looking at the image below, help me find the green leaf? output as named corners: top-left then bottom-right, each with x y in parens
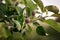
top-left (18, 0), bottom-right (25, 4)
top-left (45, 9), bottom-right (48, 15)
top-left (39, 18), bottom-right (45, 21)
top-left (24, 0), bottom-right (37, 10)
top-left (5, 0), bottom-right (13, 5)
top-left (12, 19), bottom-right (21, 31)
top-left (5, 28), bottom-right (11, 37)
top-left (0, 22), bottom-right (11, 38)
top-left (45, 19), bottom-right (60, 32)
top-left (26, 7), bottom-right (31, 16)
top-left (27, 25), bottom-right (32, 32)
top-left (36, 26), bottom-right (46, 36)
top-left (0, 0), bottom-right (2, 3)
top-left (45, 5), bottom-right (59, 14)
top-left (15, 6), bottom-right (24, 28)
top-left (52, 14), bottom-right (60, 17)
top-left (0, 3), bottom-right (7, 15)
top-left (5, 0), bottom-right (11, 5)
top-left (5, 0), bottom-right (15, 7)
top-left (24, 0), bottom-right (37, 16)
top-left (34, 0), bottom-right (44, 12)
top-left (33, 22), bottom-right (40, 26)
top-left (15, 6), bottom-right (24, 15)
top-left (17, 15), bottom-right (24, 27)
top-left (33, 22), bottom-right (46, 36)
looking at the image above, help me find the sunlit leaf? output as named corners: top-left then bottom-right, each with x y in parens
top-left (34, 0), bottom-right (44, 12)
top-left (45, 19), bottom-right (60, 32)
top-left (12, 19), bottom-right (21, 31)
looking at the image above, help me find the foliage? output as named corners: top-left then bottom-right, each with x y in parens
top-left (0, 0), bottom-right (60, 40)
top-left (44, 5), bottom-right (59, 14)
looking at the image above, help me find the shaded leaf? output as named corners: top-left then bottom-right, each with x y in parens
top-left (5, 0), bottom-right (11, 5)
top-left (33, 22), bottom-right (40, 26)
top-left (26, 7), bottom-right (31, 16)
top-left (15, 6), bottom-right (25, 30)
top-left (52, 14), bottom-right (60, 23)
top-left (5, 0), bottom-right (13, 5)
top-left (12, 27), bottom-right (18, 32)
top-left (27, 25), bottom-right (32, 32)
top-left (40, 18), bottom-right (45, 21)
top-left (5, 28), bottom-right (11, 37)
top-left (33, 22), bottom-right (46, 36)
top-left (56, 18), bottom-right (60, 23)
top-left (0, 3), bottom-right (7, 15)
top-left (15, 6), bottom-right (24, 27)
top-left (45, 5), bottom-right (59, 14)
top-left (18, 0), bottom-right (25, 4)
top-left (17, 15), bottom-right (24, 27)
top-left (0, 22), bottom-right (11, 38)
top-left (52, 14), bottom-right (60, 17)
top-left (36, 26), bottom-right (46, 36)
